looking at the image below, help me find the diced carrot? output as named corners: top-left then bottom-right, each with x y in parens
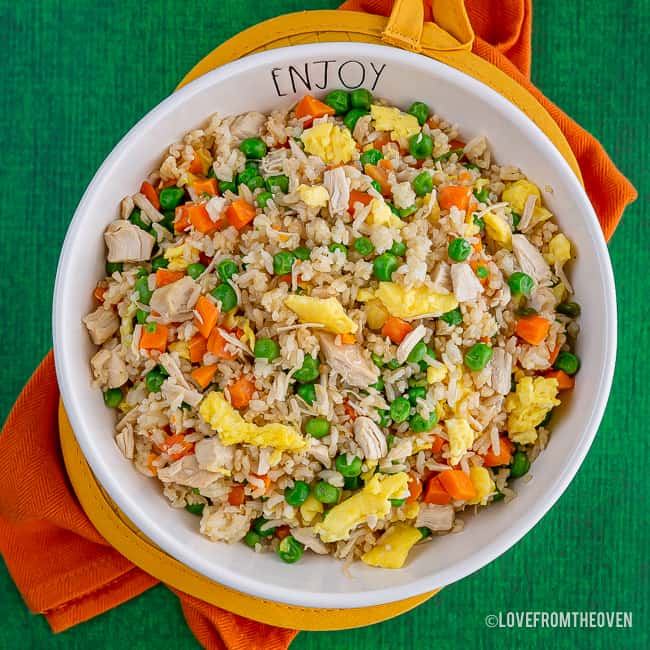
top-left (438, 469), bottom-right (477, 501)
top-left (343, 400), bottom-right (357, 420)
top-left (93, 286), bottom-right (106, 303)
top-left (188, 333), bottom-right (207, 364)
top-left (448, 138), bottom-right (466, 150)
top-left (381, 316), bottom-right (413, 344)
top-left (348, 189), bottom-right (373, 213)
top-left (159, 434), bottom-right (194, 461)
top-left (516, 315), bottom-right (551, 346)
top-left (378, 158), bottom-right (393, 171)
top-left (471, 239), bottom-right (483, 254)
top-left (191, 177), bottom-right (218, 197)
top-left (174, 205), bottom-right (191, 232)
top-left (422, 475), bottom-right (452, 505)
top-left (229, 376), bottom-right (256, 409)
top-left (372, 132), bottom-right (392, 148)
top-left (483, 436), bottom-right (514, 467)
top-left (426, 117), bottom-right (440, 129)
top-left (176, 203), bottom-right (219, 235)
top-left (147, 453), bottom-right (159, 476)
top-left (549, 344), bottom-right (561, 365)
top-left (277, 274), bottom-right (292, 285)
top-left (191, 364), bottom-right (218, 389)
top-left (189, 149), bottom-right (209, 175)
top-left (340, 333), bottom-right (356, 345)
top-left (431, 435), bottom-right (446, 455)
top-left (250, 473), bottom-right (272, 494)
top-left (228, 485), bottom-right (246, 506)
top-left (226, 199), bottom-right (256, 230)
top-left (194, 296), bottom-right (219, 339)
top-left (275, 525), bottom-right (291, 540)
top-left (438, 185), bottom-right (471, 212)
top-left (458, 170), bottom-right (472, 183)
top-left (470, 260), bottom-right (489, 286)
top-left (155, 268), bottom-right (185, 287)
top-left (206, 327), bottom-right (236, 360)
top-left (139, 323), bottom-right (169, 353)
top-left (295, 95), bottom-right (335, 121)
top-left (140, 180), bottom-right (160, 210)
top-left (405, 474), bottom-right (423, 504)
top-left (544, 369), bottom-right (575, 390)
top-left (364, 163), bottom-right (391, 196)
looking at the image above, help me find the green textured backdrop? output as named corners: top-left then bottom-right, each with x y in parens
top-left (1, 1), bottom-right (648, 648)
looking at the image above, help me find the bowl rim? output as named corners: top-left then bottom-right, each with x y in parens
top-left (53, 41), bottom-right (617, 609)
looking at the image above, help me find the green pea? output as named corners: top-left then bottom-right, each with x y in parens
top-left (217, 259), bottom-right (239, 282)
top-left (390, 498), bottom-right (406, 508)
top-left (377, 409), bottom-right (392, 427)
top-left (211, 283), bottom-right (238, 311)
top-left (370, 377), bottom-right (384, 392)
top-left (218, 180), bottom-right (237, 194)
top-left (387, 202), bottom-right (400, 216)
top-left (407, 101), bottom-right (429, 126)
top-left (136, 267), bottom-right (149, 279)
top-left (350, 88), bottom-right (373, 110)
top-left (386, 433), bottom-right (395, 448)
top-left (244, 530), bottom-right (261, 548)
top-left (296, 383), bottom-right (316, 405)
top-left (135, 276), bottom-right (152, 305)
top-left (159, 186), bottom-right (185, 210)
top-left (253, 338), bottom-right (280, 361)
top-left (511, 212), bottom-right (521, 230)
top-left (508, 271), bottom-right (534, 295)
top-left (373, 252), bottom-right (398, 281)
top-left (473, 187), bottom-right (490, 204)
top-left (539, 408), bottom-right (553, 428)
top-left (409, 410), bottom-right (438, 433)
top-left (464, 162), bottom-right (480, 170)
top-left (408, 133), bottom-right (433, 160)
top-left (152, 256), bottom-right (169, 271)
top-left (103, 388), bottom-right (122, 408)
top-left (273, 251), bottom-right (295, 275)
top-left (293, 355), bottom-right (320, 383)
top-left (371, 353), bottom-right (385, 368)
top-left (516, 306), bottom-right (538, 317)
top-left (180, 401), bottom-right (192, 411)
top-left (240, 137), bottom-right (267, 159)
top-left (406, 341), bottom-right (427, 365)
top-left (186, 263), bottom-right (205, 280)
top-left (412, 171), bottom-right (433, 196)
top-left (398, 205), bottom-right (417, 219)
top-left (305, 417), bottom-right (331, 439)
top-left (129, 209), bottom-right (149, 231)
top-left (509, 451), bottom-right (530, 478)
top-left (389, 240), bottom-right (407, 257)
top-left (435, 148), bottom-right (464, 162)
top-left (386, 359), bottom-right (401, 370)
top-left (290, 246), bottom-right (309, 261)
top-left (313, 481), bottom-right (341, 504)
top-left (145, 366), bottom-right (167, 393)
top-left (343, 108), bottom-right (369, 132)
top-left (554, 351), bottom-right (580, 375)
top-left (284, 481), bottom-right (311, 506)
top-left (418, 526), bottom-right (432, 539)
top-left (106, 261), bottom-right (123, 275)
top-left (160, 210), bottom-right (176, 232)
top-left (473, 215), bottom-right (485, 231)
top-left (407, 385), bottom-right (427, 405)
top-left (370, 179), bottom-right (382, 194)
top-left (440, 307), bottom-right (462, 326)
top-left (256, 191), bottom-right (273, 208)
top-left (328, 243), bottom-right (348, 256)
top-left (360, 148), bottom-right (383, 167)
top-left (390, 396), bottom-right (411, 423)
top-left (344, 475), bottom-right (361, 490)
top-left (448, 237), bottom-right (471, 262)
top-left (464, 343), bottom-right (494, 371)
top-left (492, 491), bottom-right (505, 502)
top-left (335, 454), bottom-right (362, 478)
top-left (252, 516), bottom-right (276, 537)
top-left (475, 265), bottom-right (489, 280)
top-left (136, 308), bottom-right (148, 324)
top-left (266, 174), bottom-right (290, 194)
top-left (185, 503), bottom-right (204, 516)
top-left (277, 536), bottom-right (304, 564)
top-left (353, 237), bottom-right (375, 256)
top-left (237, 166), bottom-right (264, 189)
top-left (324, 89), bottom-right (350, 115)
top-left (556, 302), bottom-right (581, 317)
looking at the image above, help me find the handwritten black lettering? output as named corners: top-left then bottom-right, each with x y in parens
top-left (288, 64), bottom-right (311, 93)
top-left (338, 60), bottom-right (366, 89)
top-left (313, 59), bottom-right (336, 90)
top-left (369, 62), bottom-right (387, 90)
top-left (271, 67), bottom-right (287, 97)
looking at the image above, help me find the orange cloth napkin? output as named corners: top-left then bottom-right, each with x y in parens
top-left (0, 2), bottom-right (637, 649)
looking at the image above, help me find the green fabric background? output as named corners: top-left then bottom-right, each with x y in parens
top-left (0, 0), bottom-right (648, 647)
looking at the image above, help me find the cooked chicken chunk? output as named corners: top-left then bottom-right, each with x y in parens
top-left (353, 416), bottom-right (388, 460)
top-left (83, 306), bottom-right (119, 345)
top-left (149, 276), bottom-right (201, 322)
top-left (323, 166), bottom-right (350, 217)
top-left (451, 262), bottom-right (484, 303)
top-left (291, 527), bottom-right (330, 554)
top-left (231, 111), bottom-right (266, 141)
top-left (396, 325), bottom-right (426, 364)
top-left (133, 191), bottom-right (164, 223)
top-left (157, 455), bottom-right (221, 489)
top-left (512, 234), bottom-right (552, 285)
top-left (490, 348), bottom-right (513, 395)
top-left (415, 504), bottom-right (455, 531)
top-left (104, 220), bottom-right (155, 263)
top-left (90, 347), bottom-right (127, 388)
top-left (430, 261), bottom-right (452, 294)
top-left (317, 332), bottom-right (379, 388)
top-left (195, 437), bottom-right (235, 473)
top-left (158, 352), bottom-right (203, 407)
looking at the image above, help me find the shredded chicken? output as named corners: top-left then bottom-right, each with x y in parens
top-left (517, 193), bottom-right (537, 232)
top-left (104, 220), bottom-right (155, 263)
top-left (90, 347), bottom-right (127, 388)
top-left (353, 416), bottom-right (388, 460)
top-left (291, 527), bottom-right (330, 554)
top-left (317, 333), bottom-right (379, 388)
top-left (120, 195), bottom-right (134, 220)
top-left (323, 167), bottom-right (350, 217)
top-left (158, 352), bottom-right (203, 407)
top-left (451, 262), bottom-right (484, 302)
top-left (512, 234), bottom-right (552, 285)
top-left (230, 111), bottom-right (266, 141)
top-left (133, 191), bottom-right (164, 223)
top-left (490, 348), bottom-right (513, 395)
top-left (83, 306), bottom-right (119, 345)
top-left (396, 325), bottom-right (427, 364)
top-left (157, 455), bottom-right (221, 489)
top-left (195, 437), bottom-right (235, 473)
top-left (415, 504), bottom-right (455, 531)
top-left (352, 114), bottom-right (372, 143)
top-left (149, 276), bottom-right (200, 322)
top-left (430, 261), bottom-right (452, 294)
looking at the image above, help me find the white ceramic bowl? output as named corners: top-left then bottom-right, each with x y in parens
top-left (53, 42), bottom-right (616, 609)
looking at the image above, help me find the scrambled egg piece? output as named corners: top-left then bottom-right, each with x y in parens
top-left (502, 179), bottom-right (541, 213)
top-left (365, 299), bottom-right (389, 330)
top-left (199, 391), bottom-right (306, 451)
top-left (483, 211), bottom-right (512, 250)
top-left (366, 198), bottom-right (405, 229)
top-left (169, 340), bottom-right (190, 361)
top-left (164, 243), bottom-right (199, 271)
top-left (468, 467), bottom-right (495, 505)
top-left (551, 281), bottom-right (567, 303)
top-left (300, 494), bottom-right (324, 524)
top-left (314, 472), bottom-right (409, 542)
top-left (361, 523), bottom-right (422, 569)
top-left (297, 184), bottom-right (330, 208)
top-left (427, 364), bottom-right (448, 384)
top-left (403, 501), bottom-right (420, 519)
top-left (546, 233), bottom-right (572, 265)
top-left (356, 288), bottom-right (375, 302)
top-left (446, 417), bottom-right (475, 465)
top-left (301, 122), bottom-right (356, 164)
top-left (375, 282), bottom-right (459, 319)
top-left (119, 302), bottom-right (138, 342)
top-left (370, 105), bottom-right (420, 142)
top-left (505, 376), bottom-right (560, 444)
top-left (285, 294), bottom-right (357, 334)
top-left (464, 222), bottom-right (481, 238)
top-left (361, 459), bottom-right (378, 483)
